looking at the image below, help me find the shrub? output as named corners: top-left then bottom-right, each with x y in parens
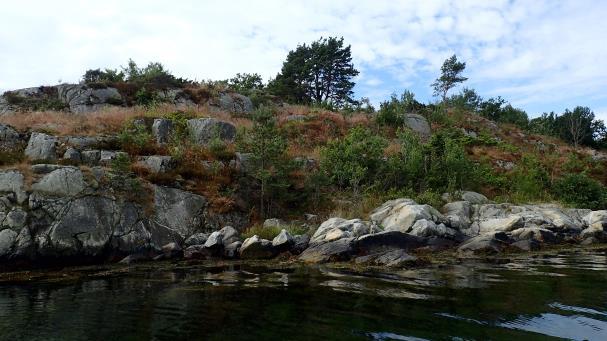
top-left (375, 90), bottom-right (425, 127)
top-left (509, 155), bottom-right (550, 200)
top-left (320, 126), bottom-right (387, 190)
top-left (118, 120), bottom-right (154, 154)
top-left (552, 173), bottom-right (607, 209)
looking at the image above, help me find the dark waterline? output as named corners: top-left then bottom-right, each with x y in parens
top-left (1, 250), bottom-right (607, 340)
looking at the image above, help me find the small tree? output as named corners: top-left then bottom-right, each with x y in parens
top-left (432, 54), bottom-right (468, 103)
top-left (228, 73), bottom-right (265, 95)
top-left (237, 107), bottom-right (290, 217)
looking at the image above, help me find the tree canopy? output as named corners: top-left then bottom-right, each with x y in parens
top-left (432, 54), bottom-right (468, 102)
top-left (269, 37), bottom-right (359, 107)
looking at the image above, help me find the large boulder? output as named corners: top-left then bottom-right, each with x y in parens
top-left (184, 232), bottom-right (209, 247)
top-left (152, 186), bottom-right (207, 239)
top-left (0, 229), bottom-right (18, 258)
top-left (25, 132), bottom-right (57, 161)
top-left (135, 155), bottom-right (175, 173)
top-left (0, 170), bottom-right (27, 204)
top-left (478, 215), bottom-right (524, 234)
top-left (298, 237), bottom-right (356, 263)
top-left (152, 119), bottom-right (174, 144)
top-left (0, 124), bottom-right (21, 150)
top-left (217, 93), bottom-right (254, 114)
top-left (42, 196), bottom-right (118, 256)
top-left (442, 201), bottom-right (472, 230)
top-left (187, 118), bottom-right (236, 145)
top-left (31, 167), bottom-right (85, 197)
top-left (239, 235), bottom-right (274, 259)
top-left (272, 229), bottom-right (294, 251)
top-left (356, 231), bottom-right (426, 254)
top-left (370, 199), bottom-right (446, 232)
top-left (311, 218), bottom-right (375, 244)
top-left (442, 191), bottom-right (490, 204)
top-left (408, 219), bottom-right (461, 240)
top-left (404, 114), bottom-right (431, 139)
top-left (56, 84), bottom-right (122, 113)
top-left (457, 232), bottom-right (511, 254)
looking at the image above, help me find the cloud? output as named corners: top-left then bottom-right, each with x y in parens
top-left (0, 0), bottom-right (605, 117)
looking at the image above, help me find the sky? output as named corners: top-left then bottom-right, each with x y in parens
top-left (1, 0), bottom-right (606, 119)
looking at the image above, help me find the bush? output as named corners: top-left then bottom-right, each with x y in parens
top-left (552, 173), bottom-right (607, 209)
top-left (376, 90), bottom-right (425, 127)
top-left (320, 127), bottom-right (387, 190)
top-left (509, 155), bottom-right (550, 201)
top-left (118, 120), bottom-right (154, 154)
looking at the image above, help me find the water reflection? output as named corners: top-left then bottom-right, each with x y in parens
top-left (0, 249), bottom-right (606, 340)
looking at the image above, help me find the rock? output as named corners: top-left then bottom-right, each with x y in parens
top-left (31, 167), bottom-right (85, 197)
top-left (479, 215), bottom-right (523, 234)
top-left (404, 114), bottom-right (431, 139)
top-left (217, 93), bottom-right (253, 114)
top-left (184, 232), bottom-right (209, 247)
top-left (119, 253), bottom-right (151, 264)
top-left (240, 235), bottom-right (274, 259)
top-left (291, 234), bottom-right (310, 255)
top-left (0, 124), bottom-right (21, 149)
top-left (510, 239), bottom-right (541, 251)
top-left (99, 150), bottom-right (128, 166)
top-left (30, 164), bottom-right (64, 174)
top-left (442, 201), bottom-right (472, 230)
top-left (298, 237), bottom-right (356, 263)
top-left (136, 155), bottom-right (175, 173)
top-left (25, 132), bottom-right (57, 161)
top-left (538, 207), bottom-right (583, 232)
top-left (183, 245), bottom-right (212, 259)
top-left (65, 136), bottom-right (118, 150)
top-left (0, 170), bottom-right (27, 204)
top-left (152, 119), bottom-right (174, 144)
top-left (408, 219), bottom-right (461, 240)
top-left (204, 231), bottom-right (223, 249)
top-left (234, 152), bottom-right (253, 173)
top-left (369, 198), bottom-right (446, 232)
top-left (4, 208), bottom-right (27, 229)
top-left (81, 150), bottom-right (101, 165)
top-left (223, 241), bottom-right (242, 258)
top-left (442, 191), bottom-right (490, 204)
top-left (285, 114), bottom-right (306, 122)
top-left (0, 229), bottom-right (17, 257)
top-left (43, 196), bottom-right (117, 256)
top-left (354, 249), bottom-right (418, 267)
top-left (187, 118), bottom-right (236, 145)
top-left (160, 242), bottom-right (183, 259)
top-left (272, 229), bottom-right (294, 250)
top-left (580, 225), bottom-right (607, 241)
top-left (457, 232), bottom-right (511, 254)
top-left (356, 231), bottom-right (426, 254)
top-left (510, 227), bottom-right (559, 244)
top-left (583, 211), bottom-right (607, 230)
top-left (152, 186), bottom-right (206, 239)
top-left (219, 226), bottom-right (240, 245)
top-left (304, 214), bottom-right (319, 223)
top-left (263, 218), bottom-right (288, 229)
top-left (63, 147), bottom-right (81, 163)
top-left (311, 218), bottom-right (373, 244)
top-left (56, 84), bottom-right (122, 113)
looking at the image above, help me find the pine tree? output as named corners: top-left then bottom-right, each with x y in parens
top-left (432, 55), bottom-right (468, 102)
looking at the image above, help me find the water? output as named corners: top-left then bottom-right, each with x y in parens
top-left (1, 250), bottom-right (606, 340)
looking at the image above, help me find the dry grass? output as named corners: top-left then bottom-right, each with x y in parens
top-left (0, 104), bottom-right (253, 136)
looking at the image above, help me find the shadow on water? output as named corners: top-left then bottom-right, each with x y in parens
top-left (0, 249), bottom-right (606, 340)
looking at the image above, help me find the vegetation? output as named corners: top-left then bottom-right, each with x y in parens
top-left (432, 54), bottom-right (468, 102)
top-left (269, 36), bottom-right (359, 107)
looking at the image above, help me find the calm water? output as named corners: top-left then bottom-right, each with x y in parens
top-left (1, 250), bottom-right (607, 340)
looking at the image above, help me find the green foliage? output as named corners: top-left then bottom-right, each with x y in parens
top-left (118, 120), bottom-right (153, 154)
top-left (0, 149), bottom-right (24, 166)
top-left (208, 131), bottom-right (233, 161)
top-left (432, 54), bottom-right (468, 102)
top-left (376, 90), bottom-right (425, 127)
top-left (415, 190), bottom-right (443, 208)
top-left (109, 153), bottom-right (142, 194)
top-left (237, 107), bottom-right (294, 217)
top-left (509, 155), bottom-right (550, 200)
top-left (552, 173), bottom-right (607, 209)
top-left (163, 111), bottom-right (192, 142)
top-left (82, 68), bottom-right (125, 84)
top-left (269, 36), bottom-right (359, 107)
top-left (425, 131), bottom-right (475, 193)
top-left (3, 89), bottom-right (67, 112)
top-left (227, 73), bottom-right (265, 95)
top-left (320, 127), bottom-right (387, 190)
top-left (528, 107), bottom-right (606, 148)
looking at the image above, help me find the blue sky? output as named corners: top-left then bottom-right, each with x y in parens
top-left (1, 0), bottom-right (606, 119)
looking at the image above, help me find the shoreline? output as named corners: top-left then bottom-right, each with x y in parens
top-left (2, 243), bottom-right (605, 285)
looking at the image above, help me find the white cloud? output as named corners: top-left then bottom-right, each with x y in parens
top-left (0, 0), bottom-right (606, 116)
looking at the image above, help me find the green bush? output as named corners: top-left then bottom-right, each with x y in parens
top-left (552, 173), bottom-right (607, 209)
top-left (376, 90), bottom-right (425, 127)
top-left (320, 127), bottom-right (387, 190)
top-left (118, 120), bottom-right (153, 154)
top-left (509, 155), bottom-right (550, 200)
